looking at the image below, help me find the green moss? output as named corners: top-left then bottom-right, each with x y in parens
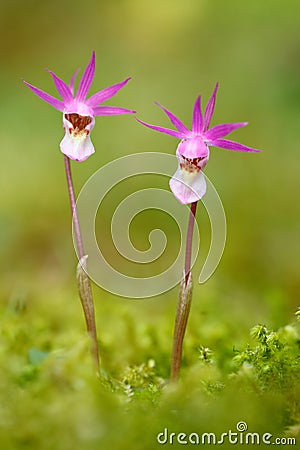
top-left (1, 295), bottom-right (299, 449)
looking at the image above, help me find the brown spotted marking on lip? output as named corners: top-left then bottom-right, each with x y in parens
top-left (180, 156), bottom-right (205, 173)
top-left (65, 113), bottom-right (92, 137)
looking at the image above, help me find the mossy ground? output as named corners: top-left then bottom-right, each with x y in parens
top-left (1, 281), bottom-right (299, 449)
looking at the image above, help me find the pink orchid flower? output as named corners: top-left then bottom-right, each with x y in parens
top-left (24, 52), bottom-right (135, 162)
top-left (137, 83), bottom-right (260, 204)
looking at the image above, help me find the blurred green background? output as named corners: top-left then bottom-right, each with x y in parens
top-left (0, 0), bottom-right (300, 449)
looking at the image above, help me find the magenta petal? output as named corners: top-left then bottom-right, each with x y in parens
top-left (136, 118), bottom-right (188, 139)
top-left (209, 138), bottom-right (261, 153)
top-left (177, 137), bottom-right (209, 159)
top-left (87, 78), bottom-right (132, 107)
top-left (46, 69), bottom-right (73, 103)
top-left (203, 83), bottom-right (218, 132)
top-left (76, 51), bottom-right (96, 102)
top-left (155, 102), bottom-right (191, 135)
top-left (93, 106), bottom-right (135, 116)
top-left (23, 80), bottom-right (65, 111)
top-left (69, 68), bottom-right (80, 95)
top-left (192, 96), bottom-right (203, 134)
top-left (204, 122), bottom-right (248, 140)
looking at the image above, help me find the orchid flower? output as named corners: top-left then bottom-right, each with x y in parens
top-left (137, 84), bottom-right (261, 381)
top-left (24, 52), bottom-right (135, 162)
top-left (137, 83), bottom-right (260, 204)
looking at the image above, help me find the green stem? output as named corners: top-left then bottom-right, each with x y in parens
top-left (64, 155), bottom-right (100, 371)
top-left (184, 201), bottom-right (198, 284)
top-left (171, 201), bottom-right (197, 381)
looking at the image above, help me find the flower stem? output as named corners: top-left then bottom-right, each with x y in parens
top-left (184, 201), bottom-right (198, 285)
top-left (171, 201), bottom-right (198, 381)
top-left (64, 155), bottom-right (100, 371)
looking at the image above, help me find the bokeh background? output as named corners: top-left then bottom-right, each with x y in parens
top-left (0, 0), bottom-right (299, 449)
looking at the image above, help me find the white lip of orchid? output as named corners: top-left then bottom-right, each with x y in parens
top-left (169, 152), bottom-right (209, 204)
top-left (169, 164), bottom-right (207, 204)
top-left (61, 113), bottom-right (95, 162)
